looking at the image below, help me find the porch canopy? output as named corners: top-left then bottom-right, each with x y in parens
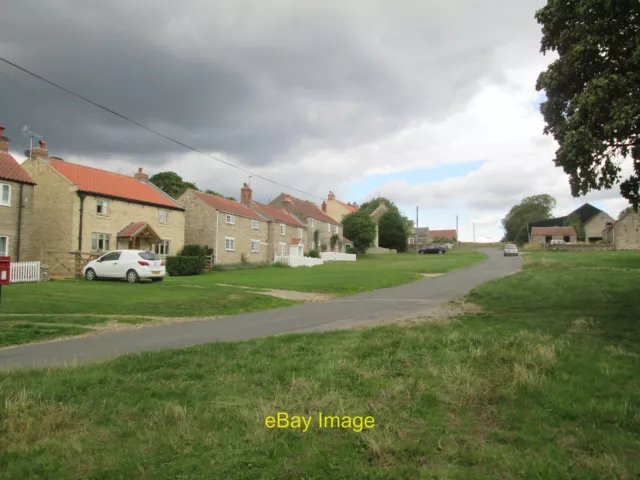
top-left (117, 222), bottom-right (162, 250)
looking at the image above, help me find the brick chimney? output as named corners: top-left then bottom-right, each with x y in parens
top-left (30, 140), bottom-right (49, 160)
top-left (322, 201), bottom-right (327, 213)
top-left (282, 195), bottom-right (293, 213)
top-left (328, 191), bottom-right (335, 201)
top-left (0, 126), bottom-right (8, 152)
top-left (241, 183), bottom-right (252, 205)
top-left (134, 167), bottom-right (149, 181)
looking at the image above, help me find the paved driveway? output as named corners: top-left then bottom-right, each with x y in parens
top-left (0, 248), bottom-right (522, 369)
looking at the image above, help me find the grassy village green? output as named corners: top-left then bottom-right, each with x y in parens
top-left (0, 250), bottom-right (638, 478)
top-left (0, 250), bottom-right (483, 347)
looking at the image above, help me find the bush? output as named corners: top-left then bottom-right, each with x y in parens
top-left (307, 249), bottom-right (320, 258)
top-left (166, 256), bottom-right (203, 276)
top-left (178, 244), bottom-right (210, 257)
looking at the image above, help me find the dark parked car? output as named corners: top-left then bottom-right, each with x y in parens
top-left (419, 244), bottom-right (447, 254)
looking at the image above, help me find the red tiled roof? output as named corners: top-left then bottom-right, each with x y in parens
top-left (118, 222), bottom-right (162, 238)
top-left (290, 238), bottom-right (303, 245)
top-left (343, 236), bottom-right (353, 244)
top-left (282, 194), bottom-right (340, 225)
top-left (429, 229), bottom-right (457, 239)
top-left (336, 200), bottom-right (357, 213)
top-left (192, 190), bottom-right (263, 220)
top-left (250, 201), bottom-right (305, 227)
top-left (48, 159), bottom-right (182, 209)
top-left (531, 226), bottom-right (576, 236)
top-left (0, 152), bottom-right (36, 185)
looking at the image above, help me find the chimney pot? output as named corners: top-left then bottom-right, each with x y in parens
top-left (240, 182), bottom-right (253, 205)
top-left (322, 201), bottom-right (327, 213)
top-left (282, 195), bottom-right (292, 213)
top-left (134, 167), bottom-right (149, 182)
top-left (328, 191), bottom-right (336, 201)
top-left (29, 138), bottom-right (49, 159)
top-left (0, 126), bottom-right (8, 152)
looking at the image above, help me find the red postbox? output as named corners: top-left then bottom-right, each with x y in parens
top-left (0, 256), bottom-right (10, 285)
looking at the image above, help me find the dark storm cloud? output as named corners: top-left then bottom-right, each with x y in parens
top-left (0, 0), bottom-right (545, 166)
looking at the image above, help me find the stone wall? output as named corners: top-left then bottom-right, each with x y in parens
top-left (542, 243), bottom-right (616, 251)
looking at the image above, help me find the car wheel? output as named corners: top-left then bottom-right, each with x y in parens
top-left (151, 278), bottom-right (164, 283)
top-left (85, 268), bottom-right (97, 281)
top-left (126, 269), bottom-right (140, 284)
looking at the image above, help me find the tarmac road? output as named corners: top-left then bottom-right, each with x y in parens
top-left (0, 248), bottom-right (522, 370)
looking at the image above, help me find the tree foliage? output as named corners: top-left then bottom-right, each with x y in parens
top-left (378, 211), bottom-right (408, 252)
top-left (565, 213), bottom-right (586, 242)
top-left (501, 194), bottom-right (557, 244)
top-left (149, 171), bottom-right (235, 200)
top-left (342, 211), bottom-right (377, 254)
top-left (535, 0), bottom-right (640, 208)
top-left (359, 196), bottom-right (413, 247)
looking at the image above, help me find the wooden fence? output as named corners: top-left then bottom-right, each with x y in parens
top-left (10, 261), bottom-right (41, 284)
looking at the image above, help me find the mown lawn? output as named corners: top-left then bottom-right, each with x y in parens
top-left (0, 250), bottom-right (638, 478)
top-left (192, 249), bottom-right (485, 294)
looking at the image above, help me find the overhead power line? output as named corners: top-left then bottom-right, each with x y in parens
top-left (0, 56), bottom-right (324, 200)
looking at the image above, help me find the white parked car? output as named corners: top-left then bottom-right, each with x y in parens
top-left (83, 250), bottom-right (166, 283)
top-left (504, 243), bottom-right (519, 256)
top-left (550, 239), bottom-right (567, 245)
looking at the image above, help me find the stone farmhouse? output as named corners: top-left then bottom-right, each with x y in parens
top-left (0, 126), bottom-right (37, 261)
top-left (22, 141), bottom-right (185, 277)
top-left (603, 211), bottom-right (640, 250)
top-left (528, 203), bottom-right (614, 244)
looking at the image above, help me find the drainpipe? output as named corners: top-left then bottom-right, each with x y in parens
top-left (215, 210), bottom-right (219, 264)
top-left (78, 194), bottom-right (86, 251)
top-left (16, 184), bottom-right (24, 261)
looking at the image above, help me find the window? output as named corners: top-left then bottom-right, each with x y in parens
top-left (225, 237), bottom-right (235, 251)
top-left (225, 214), bottom-right (235, 225)
top-left (139, 251), bottom-right (160, 260)
top-left (0, 236), bottom-right (8, 256)
top-left (280, 224), bottom-right (286, 235)
top-left (100, 252), bottom-right (121, 262)
top-left (96, 199), bottom-right (109, 215)
top-left (332, 225), bottom-right (339, 234)
top-left (408, 237), bottom-right (415, 245)
top-left (0, 184), bottom-right (11, 206)
top-left (158, 209), bottom-right (169, 225)
top-left (327, 223), bottom-right (331, 232)
top-left (251, 239), bottom-right (260, 253)
top-left (309, 218), bottom-right (314, 228)
top-left (251, 220), bottom-right (260, 230)
top-left (279, 242), bottom-right (287, 256)
top-left (563, 236), bottom-right (570, 242)
top-left (297, 228), bottom-right (303, 238)
top-left (155, 240), bottom-right (170, 255)
top-left (91, 233), bottom-right (111, 252)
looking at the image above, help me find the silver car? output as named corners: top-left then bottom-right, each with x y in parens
top-left (504, 244), bottom-right (519, 256)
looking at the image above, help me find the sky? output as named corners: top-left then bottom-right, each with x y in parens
top-left (0, 0), bottom-right (633, 241)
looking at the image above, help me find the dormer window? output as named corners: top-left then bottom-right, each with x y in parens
top-left (96, 199), bottom-right (109, 216)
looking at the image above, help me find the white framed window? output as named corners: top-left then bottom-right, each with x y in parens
top-left (158, 209), bottom-right (169, 225)
top-left (226, 214), bottom-right (235, 225)
top-left (250, 239), bottom-right (260, 253)
top-left (91, 232), bottom-right (111, 252)
top-left (327, 223), bottom-right (331, 232)
top-left (297, 228), bottom-right (303, 238)
top-left (251, 220), bottom-right (260, 230)
top-left (280, 224), bottom-right (286, 235)
top-left (0, 184), bottom-right (11, 206)
top-left (0, 235), bottom-right (8, 256)
top-left (155, 239), bottom-right (170, 255)
top-left (279, 242), bottom-right (287, 256)
top-left (96, 198), bottom-right (109, 216)
top-left (309, 218), bottom-right (314, 227)
top-left (225, 237), bottom-right (235, 251)
top-left (332, 225), bottom-right (339, 234)
top-left (408, 237), bottom-right (416, 245)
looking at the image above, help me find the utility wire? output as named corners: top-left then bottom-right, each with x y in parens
top-left (0, 55), bottom-right (324, 200)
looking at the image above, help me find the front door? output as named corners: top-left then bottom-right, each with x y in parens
top-left (345, 244), bottom-right (351, 253)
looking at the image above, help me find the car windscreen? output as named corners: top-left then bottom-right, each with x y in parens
top-left (138, 251), bottom-right (159, 260)
top-left (505, 244), bottom-right (517, 248)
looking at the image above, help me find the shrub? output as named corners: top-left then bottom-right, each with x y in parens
top-left (307, 249), bottom-right (320, 258)
top-left (178, 244), bottom-right (209, 257)
top-left (320, 243), bottom-right (328, 252)
top-left (166, 256), bottom-right (202, 276)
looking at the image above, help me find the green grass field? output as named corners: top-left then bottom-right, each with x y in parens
top-left (0, 250), bottom-right (482, 347)
top-left (190, 249), bottom-right (485, 294)
top-left (0, 250), bottom-right (638, 478)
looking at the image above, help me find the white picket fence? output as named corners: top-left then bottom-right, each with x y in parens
top-left (274, 255), bottom-right (324, 267)
top-left (10, 261), bottom-right (41, 284)
top-left (320, 252), bottom-right (357, 262)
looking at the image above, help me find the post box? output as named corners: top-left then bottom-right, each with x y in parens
top-left (0, 256), bottom-right (11, 285)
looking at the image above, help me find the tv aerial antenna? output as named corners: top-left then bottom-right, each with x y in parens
top-left (22, 126), bottom-right (42, 158)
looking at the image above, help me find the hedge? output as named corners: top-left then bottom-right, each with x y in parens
top-left (166, 256), bottom-right (203, 276)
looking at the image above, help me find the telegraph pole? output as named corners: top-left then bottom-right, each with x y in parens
top-left (456, 215), bottom-right (459, 242)
top-left (416, 206), bottom-right (419, 253)
top-left (473, 222), bottom-right (476, 243)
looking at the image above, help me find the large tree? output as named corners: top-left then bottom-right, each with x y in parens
top-left (149, 171), bottom-right (198, 199)
top-left (535, 0), bottom-right (640, 208)
top-left (501, 194), bottom-right (557, 244)
top-left (342, 211), bottom-right (377, 254)
top-left (359, 196), bottom-right (413, 246)
top-left (378, 211), bottom-right (409, 252)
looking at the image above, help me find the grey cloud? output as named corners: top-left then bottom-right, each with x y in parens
top-left (1, 0), bottom-right (546, 169)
